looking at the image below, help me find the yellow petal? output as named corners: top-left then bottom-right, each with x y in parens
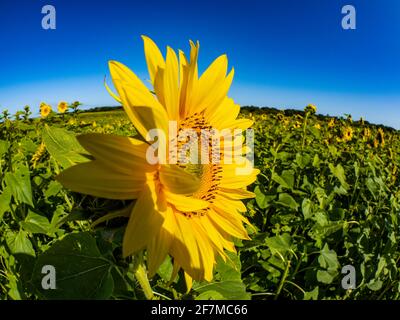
top-left (147, 206), bottom-right (175, 277)
top-left (142, 35), bottom-right (165, 84)
top-left (77, 134), bottom-right (154, 175)
top-left (170, 213), bottom-right (202, 280)
top-left (181, 40), bottom-right (199, 118)
top-left (163, 47), bottom-right (179, 121)
top-left (218, 187), bottom-right (255, 200)
top-left (123, 178), bottom-right (166, 257)
top-left (190, 221), bottom-right (215, 281)
top-left (223, 118), bottom-right (254, 130)
top-left (191, 67), bottom-right (234, 117)
top-left (184, 272), bottom-right (193, 293)
top-left (56, 161), bottom-right (144, 199)
top-left (178, 49), bottom-right (189, 117)
top-left (208, 207), bottom-right (249, 240)
top-left (190, 55), bottom-right (229, 115)
top-left (205, 97), bottom-right (240, 130)
top-left (219, 162), bottom-right (259, 189)
top-left (108, 60), bottom-right (169, 139)
top-left (212, 195), bottom-right (247, 213)
top-left (164, 191), bottom-right (208, 212)
top-left (159, 164), bottom-right (201, 195)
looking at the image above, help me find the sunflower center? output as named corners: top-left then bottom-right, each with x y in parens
top-left (176, 113), bottom-right (223, 217)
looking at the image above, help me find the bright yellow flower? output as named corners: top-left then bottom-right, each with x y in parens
top-left (377, 128), bottom-right (385, 147)
top-left (57, 101), bottom-right (69, 113)
top-left (40, 103), bottom-right (52, 118)
top-left (293, 121), bottom-right (301, 129)
top-left (363, 127), bottom-right (371, 140)
top-left (342, 126), bottom-right (353, 141)
top-left (283, 118), bottom-right (290, 127)
top-left (314, 123), bottom-right (321, 130)
top-left (68, 118), bottom-right (77, 125)
top-left (328, 118), bottom-right (335, 128)
top-left (57, 36), bottom-right (259, 288)
top-left (305, 104), bottom-right (317, 114)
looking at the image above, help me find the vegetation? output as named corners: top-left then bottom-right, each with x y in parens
top-left (0, 103), bottom-right (399, 300)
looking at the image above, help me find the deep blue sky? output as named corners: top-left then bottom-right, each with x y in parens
top-left (0, 0), bottom-right (399, 127)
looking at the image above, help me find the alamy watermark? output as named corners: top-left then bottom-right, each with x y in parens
top-left (41, 5), bottom-right (56, 30)
top-left (144, 121), bottom-right (255, 175)
top-left (341, 5), bottom-right (356, 30)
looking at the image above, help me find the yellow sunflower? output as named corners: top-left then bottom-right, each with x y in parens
top-left (327, 118), bottom-right (335, 128)
top-left (377, 128), bottom-right (385, 147)
top-left (57, 36), bottom-right (259, 289)
top-left (314, 123), bottom-right (321, 130)
top-left (40, 102), bottom-right (52, 118)
top-left (363, 127), bottom-right (371, 140)
top-left (342, 126), bottom-right (353, 142)
top-left (293, 120), bottom-right (301, 129)
top-left (305, 104), bottom-right (317, 114)
top-left (58, 101), bottom-right (69, 113)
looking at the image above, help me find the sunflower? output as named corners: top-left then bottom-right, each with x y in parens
top-left (377, 128), bottom-right (385, 147)
top-left (40, 102), bottom-right (52, 118)
top-left (327, 118), bottom-right (335, 128)
top-left (305, 104), bottom-right (317, 114)
top-left (363, 127), bottom-right (371, 140)
top-left (58, 101), bottom-right (69, 113)
top-left (57, 36), bottom-right (259, 289)
top-left (293, 120), bottom-right (301, 129)
top-left (314, 123), bottom-right (321, 130)
top-left (342, 126), bottom-right (353, 142)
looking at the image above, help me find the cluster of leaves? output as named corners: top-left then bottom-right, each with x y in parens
top-left (243, 109), bottom-right (400, 299)
top-left (1, 106), bottom-right (399, 300)
top-left (0, 109), bottom-right (248, 300)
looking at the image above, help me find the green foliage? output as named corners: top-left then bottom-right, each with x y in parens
top-left (1, 107), bottom-right (400, 300)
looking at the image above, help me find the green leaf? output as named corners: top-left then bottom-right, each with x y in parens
top-left (265, 233), bottom-right (293, 256)
top-left (276, 193), bottom-right (299, 211)
top-left (20, 211), bottom-right (51, 235)
top-left (296, 153), bottom-right (311, 169)
top-left (316, 269), bottom-right (337, 284)
top-left (367, 279), bottom-right (383, 291)
top-left (195, 290), bottom-right (225, 300)
top-left (0, 186), bottom-right (12, 220)
top-left (0, 139), bottom-right (10, 158)
top-left (31, 232), bottom-right (114, 299)
top-left (329, 163), bottom-right (349, 190)
top-left (42, 125), bottom-right (91, 169)
top-left (302, 198), bottom-right (313, 220)
top-left (272, 170), bottom-right (294, 190)
top-left (194, 252), bottom-right (249, 300)
top-left (4, 164), bottom-right (34, 206)
top-left (254, 186), bottom-right (275, 209)
top-left (157, 255), bottom-right (173, 282)
top-left (44, 181), bottom-right (63, 198)
top-left (194, 280), bottom-right (250, 300)
top-left (318, 244), bottom-right (339, 270)
top-left (303, 287), bottom-right (319, 300)
top-left (6, 230), bottom-right (36, 257)
top-left (215, 251), bottom-right (242, 281)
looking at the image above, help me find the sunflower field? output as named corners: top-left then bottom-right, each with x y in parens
top-left (1, 103), bottom-right (399, 300)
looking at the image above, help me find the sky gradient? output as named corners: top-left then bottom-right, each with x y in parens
top-left (0, 0), bottom-right (399, 127)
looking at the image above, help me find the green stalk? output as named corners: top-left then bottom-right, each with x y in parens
top-left (301, 113), bottom-right (309, 150)
top-left (274, 260), bottom-right (291, 300)
top-left (133, 253), bottom-right (154, 300)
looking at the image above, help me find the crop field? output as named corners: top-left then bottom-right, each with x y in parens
top-left (0, 105), bottom-right (399, 300)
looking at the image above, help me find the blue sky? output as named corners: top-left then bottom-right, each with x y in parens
top-left (0, 0), bottom-right (399, 127)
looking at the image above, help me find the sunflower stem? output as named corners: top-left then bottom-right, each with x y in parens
top-left (134, 253), bottom-right (154, 300)
top-left (301, 112), bottom-right (309, 150)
